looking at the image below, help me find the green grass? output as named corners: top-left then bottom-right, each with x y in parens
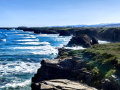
top-left (62, 43), bottom-right (120, 88)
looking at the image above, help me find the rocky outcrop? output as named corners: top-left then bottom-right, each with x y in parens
top-left (66, 34), bottom-right (92, 48)
top-left (92, 36), bottom-right (99, 45)
top-left (59, 30), bottom-right (71, 36)
top-left (98, 28), bottom-right (120, 42)
top-left (39, 79), bottom-right (97, 90)
top-left (101, 75), bottom-right (120, 90)
top-left (31, 56), bottom-right (93, 90)
top-left (57, 48), bottom-right (71, 58)
top-left (34, 30), bottom-right (58, 34)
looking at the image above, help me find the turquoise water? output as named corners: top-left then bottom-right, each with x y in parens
top-left (0, 29), bottom-right (72, 90)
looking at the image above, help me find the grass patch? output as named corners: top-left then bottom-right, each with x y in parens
top-left (64, 43), bottom-right (120, 88)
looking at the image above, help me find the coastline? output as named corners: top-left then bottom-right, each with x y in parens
top-left (1, 27), bottom-right (120, 89)
top-left (31, 42), bottom-right (120, 90)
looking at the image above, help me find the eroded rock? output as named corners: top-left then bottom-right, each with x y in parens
top-left (31, 57), bottom-right (93, 90)
top-left (66, 34), bottom-right (92, 48)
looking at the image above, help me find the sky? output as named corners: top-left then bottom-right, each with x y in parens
top-left (0, 0), bottom-right (120, 27)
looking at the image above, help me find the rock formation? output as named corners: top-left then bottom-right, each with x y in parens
top-left (92, 36), bottom-right (99, 45)
top-left (59, 30), bottom-right (71, 36)
top-left (31, 56), bottom-right (93, 90)
top-left (101, 75), bottom-right (120, 90)
top-left (66, 34), bottom-right (92, 48)
top-left (98, 28), bottom-right (120, 42)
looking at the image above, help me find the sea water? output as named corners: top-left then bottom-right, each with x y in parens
top-left (0, 29), bottom-right (109, 90)
top-left (0, 29), bottom-right (72, 90)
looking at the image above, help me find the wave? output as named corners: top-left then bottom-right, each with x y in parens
top-left (0, 79), bottom-right (31, 89)
top-left (15, 39), bottom-right (39, 42)
top-left (98, 40), bottom-right (110, 44)
top-left (1, 39), bottom-right (6, 42)
top-left (64, 46), bottom-right (86, 50)
top-left (18, 42), bottom-right (50, 45)
top-left (36, 34), bottom-right (59, 37)
top-left (0, 61), bottom-right (40, 76)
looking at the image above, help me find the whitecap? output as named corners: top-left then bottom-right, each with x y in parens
top-left (18, 42), bottom-right (50, 45)
top-left (98, 40), bottom-right (110, 44)
top-left (0, 61), bottom-right (40, 76)
top-left (0, 79), bottom-right (31, 89)
top-left (12, 45), bottom-right (53, 50)
top-left (1, 39), bottom-right (6, 42)
top-left (36, 34), bottom-right (59, 37)
top-left (16, 39), bottom-right (39, 42)
top-left (64, 46), bottom-right (86, 50)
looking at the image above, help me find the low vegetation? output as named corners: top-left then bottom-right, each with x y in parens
top-left (60, 43), bottom-right (120, 88)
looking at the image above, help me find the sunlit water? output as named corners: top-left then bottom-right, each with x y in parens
top-left (0, 29), bottom-right (72, 90)
top-left (0, 29), bottom-right (109, 90)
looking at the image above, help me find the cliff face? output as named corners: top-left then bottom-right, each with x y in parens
top-left (31, 55), bottom-right (95, 90)
top-left (98, 28), bottom-right (120, 42)
top-left (66, 34), bottom-right (92, 48)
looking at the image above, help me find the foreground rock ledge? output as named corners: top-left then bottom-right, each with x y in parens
top-left (40, 79), bottom-right (97, 90)
top-left (31, 57), bottom-right (97, 90)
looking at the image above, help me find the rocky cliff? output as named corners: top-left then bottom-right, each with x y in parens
top-left (98, 28), bottom-right (120, 42)
top-left (31, 51), bottom-right (97, 90)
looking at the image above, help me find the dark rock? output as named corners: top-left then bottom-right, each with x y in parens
top-left (101, 78), bottom-right (118, 90)
top-left (31, 57), bottom-right (92, 90)
top-left (92, 36), bottom-right (99, 45)
top-left (98, 28), bottom-right (120, 42)
top-left (57, 48), bottom-right (70, 58)
top-left (66, 34), bottom-right (92, 48)
top-left (59, 30), bottom-right (71, 36)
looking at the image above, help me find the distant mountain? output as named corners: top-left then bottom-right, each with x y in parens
top-left (72, 23), bottom-right (120, 27)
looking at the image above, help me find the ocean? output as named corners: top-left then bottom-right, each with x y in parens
top-left (0, 29), bottom-right (109, 90)
top-left (0, 29), bottom-right (72, 90)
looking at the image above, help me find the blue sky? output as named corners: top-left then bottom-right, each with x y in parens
top-left (0, 0), bottom-right (120, 27)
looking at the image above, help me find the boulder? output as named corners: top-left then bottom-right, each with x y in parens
top-left (66, 34), bottom-right (92, 48)
top-left (59, 30), bottom-right (71, 36)
top-left (92, 36), bottom-right (99, 45)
